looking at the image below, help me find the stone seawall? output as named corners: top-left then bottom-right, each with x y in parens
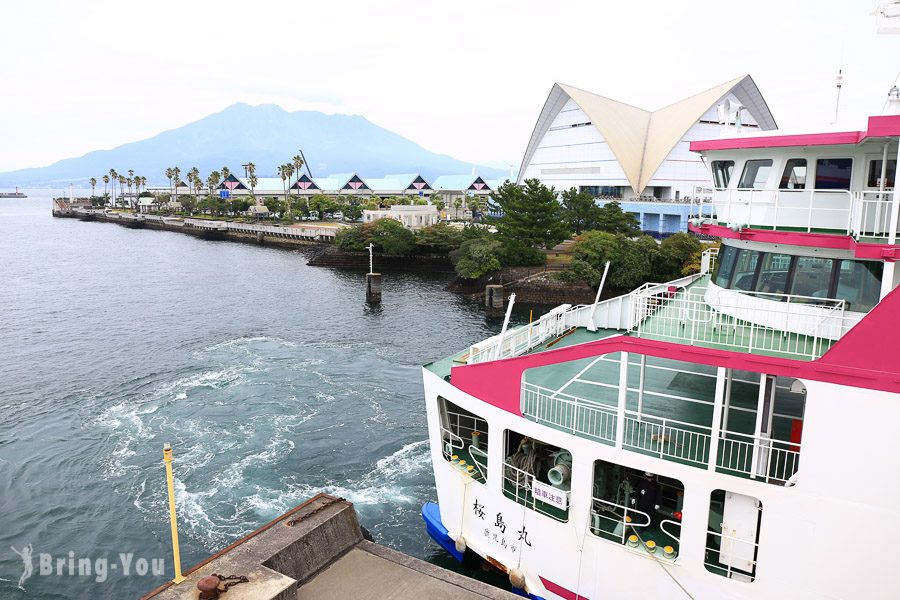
top-left (54, 211), bottom-right (327, 251)
top-left (308, 245), bottom-right (455, 273)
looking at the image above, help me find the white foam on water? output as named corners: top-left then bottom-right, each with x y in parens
top-left (371, 440), bottom-right (430, 480)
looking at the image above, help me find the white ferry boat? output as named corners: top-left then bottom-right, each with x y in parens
top-left (420, 110), bottom-right (900, 598)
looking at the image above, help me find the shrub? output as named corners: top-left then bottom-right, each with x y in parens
top-left (452, 238), bottom-right (503, 279)
top-left (337, 218), bottom-right (416, 255)
top-left (564, 231), bottom-right (654, 290)
top-left (415, 223), bottom-right (464, 253)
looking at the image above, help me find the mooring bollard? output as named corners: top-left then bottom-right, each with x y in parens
top-left (366, 273), bottom-right (382, 304)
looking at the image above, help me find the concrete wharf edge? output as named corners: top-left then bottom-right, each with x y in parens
top-left (141, 494), bottom-right (518, 600)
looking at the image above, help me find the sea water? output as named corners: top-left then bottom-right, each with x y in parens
top-left (0, 193), bottom-right (515, 598)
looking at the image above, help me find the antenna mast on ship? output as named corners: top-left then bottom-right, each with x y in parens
top-left (833, 69), bottom-right (843, 124)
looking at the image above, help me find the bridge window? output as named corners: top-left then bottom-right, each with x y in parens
top-left (438, 397), bottom-right (489, 483)
top-left (711, 160), bottom-right (734, 188)
top-left (814, 158), bottom-right (853, 190)
top-left (731, 249), bottom-right (761, 291)
top-left (503, 430), bottom-right (571, 522)
top-left (753, 253), bottom-right (793, 296)
top-left (713, 245), bottom-right (739, 287)
top-left (738, 159), bottom-right (773, 189)
top-left (835, 259), bottom-right (883, 312)
top-left (789, 256), bottom-right (836, 301)
top-left (590, 459), bottom-right (684, 560)
top-left (779, 159), bottom-right (807, 189)
top-left (867, 159), bottom-right (896, 188)
top-left (705, 490), bottom-right (763, 582)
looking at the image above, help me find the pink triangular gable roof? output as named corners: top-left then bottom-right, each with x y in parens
top-left (225, 181), bottom-right (239, 190)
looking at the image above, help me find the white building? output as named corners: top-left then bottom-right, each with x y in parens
top-left (363, 205), bottom-right (439, 229)
top-left (518, 75), bottom-right (777, 200)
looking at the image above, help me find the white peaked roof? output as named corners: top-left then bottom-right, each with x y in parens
top-left (518, 75), bottom-right (777, 194)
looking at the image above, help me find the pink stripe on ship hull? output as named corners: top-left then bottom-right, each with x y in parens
top-left (539, 576), bottom-right (588, 600)
top-left (687, 223), bottom-right (900, 261)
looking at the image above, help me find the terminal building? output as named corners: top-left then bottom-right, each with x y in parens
top-left (517, 75), bottom-right (777, 235)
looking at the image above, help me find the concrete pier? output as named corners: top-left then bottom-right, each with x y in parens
top-left (484, 285), bottom-right (506, 316)
top-left (141, 494), bottom-right (516, 600)
top-left (366, 273), bottom-right (382, 304)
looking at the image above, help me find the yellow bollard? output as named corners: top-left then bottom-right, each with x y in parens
top-left (163, 443), bottom-right (186, 584)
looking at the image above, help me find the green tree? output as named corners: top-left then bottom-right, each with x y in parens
top-left (492, 179), bottom-right (569, 249)
top-left (490, 179), bottom-right (569, 265)
top-left (560, 187), bottom-right (603, 234)
top-left (290, 195), bottom-right (310, 218)
top-left (563, 231), bottom-right (655, 290)
top-left (343, 198), bottom-right (363, 221)
top-left (309, 194), bottom-right (338, 220)
top-left (370, 218), bottom-right (415, 255)
top-left (89, 177), bottom-right (97, 198)
top-left (595, 201), bottom-right (641, 236)
top-left (415, 223), bottom-right (464, 254)
top-left (181, 195), bottom-right (197, 215)
top-left (451, 237), bottom-right (502, 279)
top-left (335, 218), bottom-right (416, 255)
top-left (657, 232), bottom-right (703, 280)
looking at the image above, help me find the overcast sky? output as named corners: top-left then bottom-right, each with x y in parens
top-left (1, 0), bottom-right (898, 173)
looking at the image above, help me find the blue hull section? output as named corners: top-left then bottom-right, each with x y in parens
top-left (421, 502), bottom-right (464, 562)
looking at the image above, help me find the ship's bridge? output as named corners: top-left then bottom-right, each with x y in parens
top-left (688, 115), bottom-right (900, 249)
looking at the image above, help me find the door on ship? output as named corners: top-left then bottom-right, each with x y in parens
top-left (861, 151), bottom-right (897, 236)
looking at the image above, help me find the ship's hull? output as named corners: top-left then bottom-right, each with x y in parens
top-left (422, 364), bottom-right (900, 600)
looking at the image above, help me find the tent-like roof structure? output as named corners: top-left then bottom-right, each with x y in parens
top-left (517, 75), bottom-right (777, 194)
top-left (432, 175), bottom-right (492, 192)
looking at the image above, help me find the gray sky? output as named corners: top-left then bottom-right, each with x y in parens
top-left (2, 0), bottom-right (898, 172)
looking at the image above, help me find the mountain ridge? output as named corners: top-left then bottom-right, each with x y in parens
top-left (0, 103), bottom-right (506, 187)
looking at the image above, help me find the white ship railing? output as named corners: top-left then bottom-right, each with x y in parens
top-left (502, 462), bottom-right (570, 522)
top-left (692, 188), bottom-right (900, 242)
top-left (467, 304), bottom-right (578, 364)
top-left (717, 430), bottom-right (800, 484)
top-left (589, 497), bottom-right (651, 545)
top-left (441, 410), bottom-right (487, 455)
top-left (851, 190), bottom-right (899, 239)
top-left (699, 246), bottom-right (718, 275)
top-left (630, 285), bottom-right (856, 359)
top-left (705, 529), bottom-right (760, 581)
top-left (622, 411), bottom-right (711, 467)
top-left (691, 188), bottom-right (854, 234)
top-left (521, 382), bottom-right (617, 445)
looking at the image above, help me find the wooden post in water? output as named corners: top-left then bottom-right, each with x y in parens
top-left (366, 243), bottom-right (381, 303)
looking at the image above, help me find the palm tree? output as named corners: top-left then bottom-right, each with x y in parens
top-left (118, 176), bottom-right (126, 207)
top-left (89, 177), bottom-right (97, 198)
top-left (278, 163), bottom-right (294, 208)
top-left (109, 169), bottom-right (118, 206)
top-left (292, 154), bottom-right (304, 185)
top-left (172, 167), bottom-right (182, 201)
top-left (246, 163), bottom-right (257, 200)
top-left (102, 175), bottom-right (110, 204)
top-left (165, 168), bottom-right (174, 204)
top-left (140, 176), bottom-right (147, 196)
top-left (127, 169), bottom-right (135, 209)
top-left (188, 167), bottom-right (200, 198)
